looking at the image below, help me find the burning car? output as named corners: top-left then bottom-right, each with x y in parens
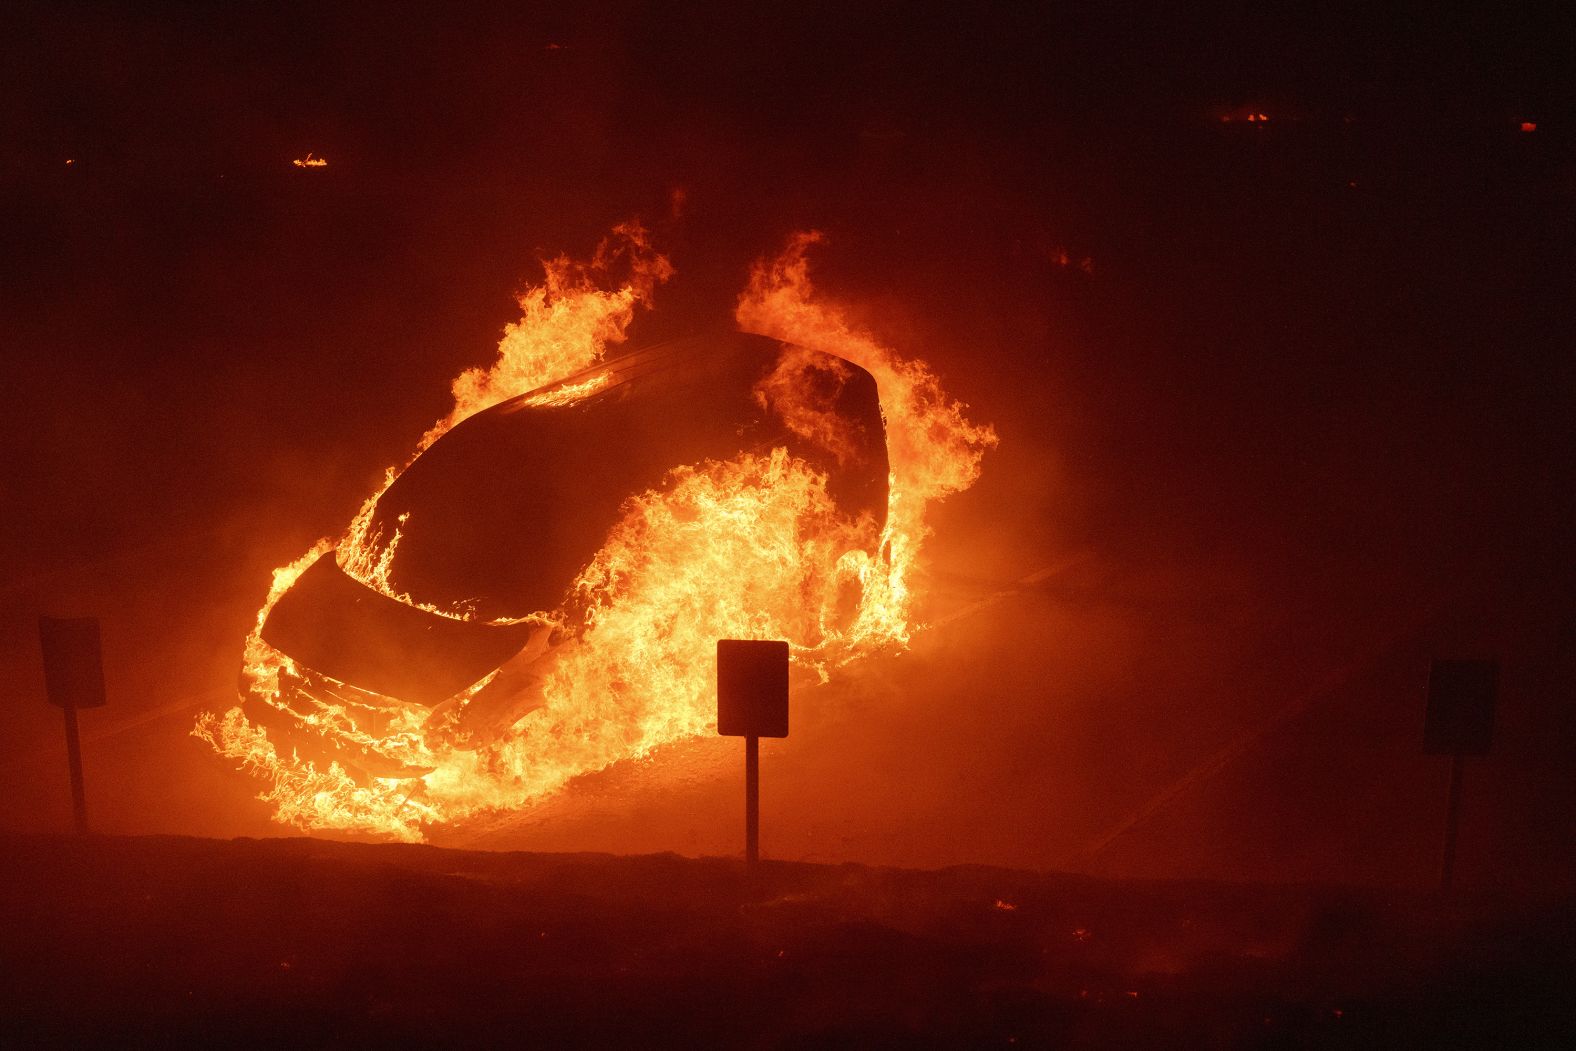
top-left (244, 331), bottom-right (889, 781)
top-left (197, 230), bottom-right (993, 841)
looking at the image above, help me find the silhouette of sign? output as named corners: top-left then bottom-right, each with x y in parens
top-left (717, 639), bottom-right (788, 870)
top-left (1424, 659), bottom-right (1497, 756)
top-left (39, 617), bottom-right (106, 710)
top-left (38, 616), bottom-right (104, 835)
top-left (717, 639), bottom-right (788, 738)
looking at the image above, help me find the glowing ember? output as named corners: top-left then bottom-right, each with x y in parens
top-left (292, 152), bottom-right (328, 168)
top-left (1520, 121), bottom-right (1537, 133)
top-left (1219, 108), bottom-right (1271, 125)
top-left (195, 225), bottom-right (995, 841)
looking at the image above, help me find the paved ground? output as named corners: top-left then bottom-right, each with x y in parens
top-left (1, 833), bottom-right (1570, 1047)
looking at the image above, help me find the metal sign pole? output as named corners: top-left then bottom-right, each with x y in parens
top-left (62, 703), bottom-right (89, 834)
top-left (1440, 754), bottom-right (1465, 891)
top-left (745, 734), bottom-right (760, 869)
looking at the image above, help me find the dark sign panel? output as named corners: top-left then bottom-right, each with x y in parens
top-left (1424, 659), bottom-right (1497, 756)
top-left (39, 617), bottom-right (107, 710)
top-left (717, 639), bottom-right (788, 738)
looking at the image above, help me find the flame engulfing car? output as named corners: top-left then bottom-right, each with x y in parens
top-left (245, 331), bottom-right (889, 779)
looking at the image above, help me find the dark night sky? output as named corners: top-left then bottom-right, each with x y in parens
top-left (1, 2), bottom-right (1572, 889)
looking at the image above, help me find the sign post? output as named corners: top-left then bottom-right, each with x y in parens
top-left (717, 639), bottom-right (788, 869)
top-left (1423, 659), bottom-right (1497, 891)
top-left (38, 616), bottom-right (107, 835)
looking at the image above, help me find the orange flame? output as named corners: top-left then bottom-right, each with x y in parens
top-left (440, 222), bottom-right (671, 436)
top-left (292, 152), bottom-right (328, 168)
top-left (340, 221), bottom-right (673, 613)
top-left (736, 231), bottom-right (998, 645)
top-left (196, 227), bottom-right (993, 841)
